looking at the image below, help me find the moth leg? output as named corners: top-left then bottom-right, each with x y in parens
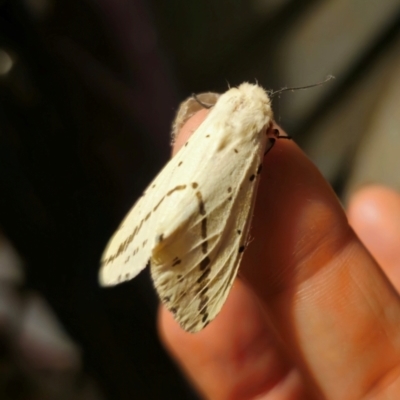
top-left (192, 94), bottom-right (213, 109)
top-left (272, 127), bottom-right (292, 140)
top-left (264, 128), bottom-right (292, 156)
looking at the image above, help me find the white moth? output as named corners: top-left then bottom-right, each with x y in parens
top-left (99, 83), bottom-right (274, 333)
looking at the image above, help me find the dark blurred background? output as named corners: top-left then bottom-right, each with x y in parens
top-left (0, 0), bottom-right (399, 399)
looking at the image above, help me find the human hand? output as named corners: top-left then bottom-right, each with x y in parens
top-left (159, 109), bottom-right (400, 399)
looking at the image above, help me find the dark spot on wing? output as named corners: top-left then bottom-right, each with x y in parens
top-left (249, 174), bottom-right (255, 182)
top-left (197, 267), bottom-right (211, 283)
top-left (125, 273), bottom-right (130, 279)
top-left (201, 218), bottom-right (207, 239)
top-left (228, 196), bottom-right (232, 201)
top-left (239, 245), bottom-right (245, 253)
top-left (201, 236), bottom-right (208, 254)
top-left (200, 308), bottom-right (207, 316)
top-left (178, 161), bottom-right (183, 166)
top-left (194, 189), bottom-right (206, 215)
top-left (172, 257), bottom-right (181, 267)
top-left (167, 184), bottom-right (187, 196)
top-left (170, 307), bottom-right (178, 314)
top-left (185, 141), bottom-right (189, 147)
top-left (153, 196), bottom-right (165, 211)
top-left (163, 296), bottom-right (171, 302)
top-left (227, 187), bottom-right (232, 193)
top-left (202, 313), bottom-right (209, 323)
top-left (191, 186), bottom-right (208, 254)
top-left (197, 197), bottom-right (206, 217)
top-left (190, 184), bottom-right (212, 318)
top-left (158, 234), bottom-right (164, 243)
top-left (237, 229), bottom-right (241, 235)
top-left (200, 256), bottom-right (210, 271)
top-left (206, 134), bottom-right (210, 138)
top-left (201, 223), bottom-right (208, 253)
top-left (198, 296), bottom-right (209, 311)
top-left (234, 149), bottom-right (238, 153)
top-left (257, 164), bottom-right (263, 175)
top-left (195, 282), bottom-right (209, 294)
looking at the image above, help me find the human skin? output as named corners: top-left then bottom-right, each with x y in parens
top-left (158, 109), bottom-right (400, 400)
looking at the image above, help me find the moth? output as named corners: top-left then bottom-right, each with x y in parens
top-left (99, 83), bottom-right (274, 333)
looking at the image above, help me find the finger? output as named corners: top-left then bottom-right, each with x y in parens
top-left (241, 133), bottom-right (400, 399)
top-left (348, 185), bottom-right (400, 291)
top-left (163, 111), bottom-right (310, 399)
top-left (159, 279), bottom-right (306, 399)
top-left (241, 134), bottom-right (400, 398)
top-left (161, 109), bottom-right (400, 399)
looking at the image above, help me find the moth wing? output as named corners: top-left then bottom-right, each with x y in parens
top-left (151, 131), bottom-right (271, 332)
top-left (99, 89), bottom-right (226, 287)
top-left (99, 144), bottom-right (191, 287)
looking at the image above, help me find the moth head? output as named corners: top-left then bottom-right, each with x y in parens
top-left (215, 83), bottom-right (273, 135)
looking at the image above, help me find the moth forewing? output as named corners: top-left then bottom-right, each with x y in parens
top-left (99, 82), bottom-right (273, 332)
top-left (99, 143), bottom-right (194, 287)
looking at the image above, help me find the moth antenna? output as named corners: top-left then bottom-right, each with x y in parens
top-left (270, 75), bottom-right (335, 98)
top-left (192, 93), bottom-right (214, 109)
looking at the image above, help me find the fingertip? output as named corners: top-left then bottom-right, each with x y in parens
top-left (347, 185), bottom-right (400, 225)
top-left (347, 184), bottom-right (400, 245)
top-left (347, 184), bottom-right (400, 290)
